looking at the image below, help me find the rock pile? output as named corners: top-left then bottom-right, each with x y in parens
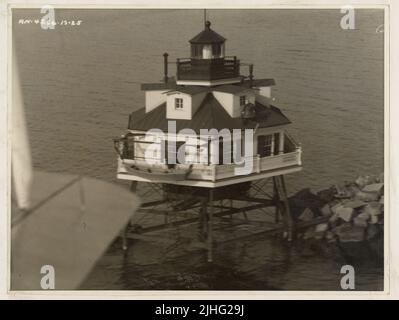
top-left (293, 173), bottom-right (384, 245)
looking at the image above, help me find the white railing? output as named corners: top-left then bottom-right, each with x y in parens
top-left (118, 134), bottom-right (302, 182)
top-left (213, 148), bottom-right (302, 181)
top-left (118, 148), bottom-right (301, 182)
top-left (259, 149), bottom-right (302, 171)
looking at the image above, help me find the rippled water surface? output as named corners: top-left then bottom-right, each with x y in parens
top-left (13, 9), bottom-right (384, 290)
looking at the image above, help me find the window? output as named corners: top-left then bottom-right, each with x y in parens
top-left (212, 43), bottom-right (221, 57)
top-left (258, 134), bottom-right (273, 157)
top-left (240, 95), bottom-right (246, 106)
top-left (263, 135), bottom-right (273, 156)
top-left (191, 44), bottom-right (203, 58)
top-left (175, 98), bottom-right (183, 110)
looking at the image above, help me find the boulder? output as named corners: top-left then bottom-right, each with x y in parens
top-left (357, 211), bottom-right (370, 220)
top-left (298, 208), bottom-right (314, 222)
top-left (335, 206), bottom-right (355, 222)
top-left (303, 226), bottom-right (316, 240)
top-left (343, 199), bottom-right (367, 209)
top-left (289, 188), bottom-right (323, 221)
top-left (314, 223), bottom-right (329, 239)
top-left (317, 186), bottom-right (336, 203)
top-left (362, 183), bottom-right (384, 195)
top-left (329, 199), bottom-right (341, 209)
top-left (315, 223), bottom-right (329, 233)
top-left (320, 204), bottom-right (332, 217)
top-left (355, 175), bottom-right (375, 189)
top-left (353, 215), bottom-right (369, 228)
top-left (334, 223), bottom-right (366, 243)
top-left (331, 202), bottom-right (343, 215)
top-left (329, 212), bottom-right (340, 225)
top-left (302, 224), bottom-right (331, 240)
top-left (347, 184), bottom-right (361, 196)
top-left (364, 202), bottom-right (383, 216)
top-left (369, 215), bottom-right (379, 224)
top-left (335, 184), bottom-right (352, 198)
top-left (355, 190), bottom-right (379, 202)
top-left (332, 222), bottom-right (352, 234)
top-left (289, 188), bottom-right (322, 208)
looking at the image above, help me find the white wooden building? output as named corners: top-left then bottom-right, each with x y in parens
top-left (115, 21), bottom-right (302, 188)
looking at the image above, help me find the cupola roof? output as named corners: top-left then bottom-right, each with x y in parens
top-left (189, 21), bottom-right (226, 44)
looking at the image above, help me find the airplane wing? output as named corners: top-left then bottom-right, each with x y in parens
top-left (11, 171), bottom-right (140, 290)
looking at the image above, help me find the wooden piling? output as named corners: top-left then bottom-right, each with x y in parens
top-left (120, 175), bottom-right (296, 259)
top-left (207, 189), bottom-right (214, 262)
top-left (273, 175), bottom-right (294, 241)
top-left (122, 181), bottom-right (138, 250)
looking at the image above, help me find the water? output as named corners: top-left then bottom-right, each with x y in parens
top-left (13, 9), bottom-right (384, 290)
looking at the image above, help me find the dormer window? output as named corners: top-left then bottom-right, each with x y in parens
top-left (175, 98), bottom-right (184, 110)
top-left (240, 95), bottom-right (246, 106)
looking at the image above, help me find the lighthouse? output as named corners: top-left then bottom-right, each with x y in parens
top-left (114, 21), bottom-right (302, 261)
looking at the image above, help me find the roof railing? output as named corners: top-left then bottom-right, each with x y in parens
top-left (176, 56), bottom-right (240, 81)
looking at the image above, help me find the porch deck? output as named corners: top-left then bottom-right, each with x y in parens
top-left (117, 146), bottom-right (302, 188)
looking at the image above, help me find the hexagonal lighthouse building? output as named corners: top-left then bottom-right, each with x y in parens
top-left (114, 21), bottom-right (302, 259)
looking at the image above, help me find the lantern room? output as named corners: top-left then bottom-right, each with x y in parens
top-left (190, 21), bottom-right (225, 59)
top-left (176, 21), bottom-right (241, 86)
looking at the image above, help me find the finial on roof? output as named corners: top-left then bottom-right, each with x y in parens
top-left (205, 20), bottom-right (211, 29)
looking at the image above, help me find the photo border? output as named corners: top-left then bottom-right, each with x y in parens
top-left (0, 0), bottom-right (394, 300)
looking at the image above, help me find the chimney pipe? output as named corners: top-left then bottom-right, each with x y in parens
top-left (249, 64), bottom-right (254, 88)
top-left (163, 53), bottom-right (169, 83)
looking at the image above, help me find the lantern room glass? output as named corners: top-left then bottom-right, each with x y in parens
top-left (190, 43), bottom-right (224, 59)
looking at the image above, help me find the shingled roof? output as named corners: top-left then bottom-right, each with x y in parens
top-left (166, 86), bottom-right (210, 95)
top-left (128, 93), bottom-right (290, 133)
top-left (212, 84), bottom-right (251, 94)
top-left (242, 79), bottom-right (276, 87)
top-left (141, 81), bottom-right (177, 91)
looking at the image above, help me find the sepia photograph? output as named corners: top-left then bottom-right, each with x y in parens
top-left (7, 4), bottom-right (386, 293)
